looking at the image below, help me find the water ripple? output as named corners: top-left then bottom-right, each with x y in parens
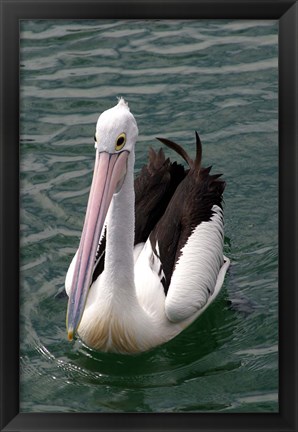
top-left (125, 34), bottom-right (277, 55)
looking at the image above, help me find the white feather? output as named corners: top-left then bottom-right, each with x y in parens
top-left (134, 240), bottom-right (166, 318)
top-left (165, 205), bottom-right (225, 323)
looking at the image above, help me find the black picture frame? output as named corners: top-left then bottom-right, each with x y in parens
top-left (1, 1), bottom-right (297, 431)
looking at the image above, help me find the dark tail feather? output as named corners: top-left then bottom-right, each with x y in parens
top-left (156, 132), bottom-right (203, 171)
top-left (203, 166), bottom-right (212, 174)
top-left (210, 173), bottom-right (223, 180)
top-left (194, 131), bottom-right (202, 171)
top-left (156, 137), bottom-right (194, 168)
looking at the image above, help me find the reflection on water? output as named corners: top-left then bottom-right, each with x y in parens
top-left (20, 19), bottom-right (278, 413)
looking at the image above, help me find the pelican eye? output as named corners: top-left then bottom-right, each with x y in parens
top-left (115, 133), bottom-right (126, 151)
top-left (94, 132), bottom-right (97, 143)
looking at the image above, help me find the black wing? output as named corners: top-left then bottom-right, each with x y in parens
top-left (134, 147), bottom-right (186, 244)
top-left (149, 133), bottom-right (226, 295)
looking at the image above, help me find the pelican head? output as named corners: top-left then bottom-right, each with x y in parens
top-left (66, 98), bottom-right (138, 341)
top-left (94, 97), bottom-right (138, 154)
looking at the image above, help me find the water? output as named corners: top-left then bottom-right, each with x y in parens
top-left (20, 19), bottom-right (278, 413)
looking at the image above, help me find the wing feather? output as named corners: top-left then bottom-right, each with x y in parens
top-left (165, 205), bottom-right (224, 322)
top-left (134, 148), bottom-right (185, 244)
top-left (149, 164), bottom-right (225, 295)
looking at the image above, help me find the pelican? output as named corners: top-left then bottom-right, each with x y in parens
top-left (65, 98), bottom-right (230, 353)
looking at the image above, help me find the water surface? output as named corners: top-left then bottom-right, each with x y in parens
top-left (20, 19), bottom-right (278, 413)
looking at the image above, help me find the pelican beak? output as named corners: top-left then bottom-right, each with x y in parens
top-left (66, 150), bottom-right (129, 341)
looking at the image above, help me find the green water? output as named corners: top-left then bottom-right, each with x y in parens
top-left (20, 19), bottom-right (278, 413)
